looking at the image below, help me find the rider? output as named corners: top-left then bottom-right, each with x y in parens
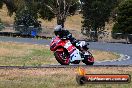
top-left (54, 25), bottom-right (78, 47)
top-left (54, 25), bottom-right (89, 51)
top-left (54, 25), bottom-right (91, 62)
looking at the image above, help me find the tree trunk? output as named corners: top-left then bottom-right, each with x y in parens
top-left (93, 23), bottom-right (98, 41)
top-left (57, 16), bottom-right (65, 28)
top-left (94, 29), bottom-right (98, 41)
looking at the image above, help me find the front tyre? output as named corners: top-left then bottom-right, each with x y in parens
top-left (82, 52), bottom-right (94, 65)
top-left (54, 51), bottom-right (70, 65)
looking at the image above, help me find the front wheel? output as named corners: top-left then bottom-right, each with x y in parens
top-left (54, 48), bottom-right (81, 65)
top-left (54, 50), bottom-right (70, 65)
top-left (82, 52), bottom-right (94, 65)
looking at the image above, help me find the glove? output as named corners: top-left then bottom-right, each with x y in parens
top-left (67, 34), bottom-right (72, 39)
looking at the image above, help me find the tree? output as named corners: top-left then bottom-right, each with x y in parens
top-left (0, 0), bottom-right (16, 30)
top-left (112, 0), bottom-right (132, 34)
top-left (39, 0), bottom-right (79, 27)
top-left (81, 0), bottom-right (118, 41)
top-left (112, 0), bottom-right (132, 43)
top-left (0, 0), bottom-right (16, 16)
top-left (0, 0), bottom-right (6, 31)
top-left (14, 9), bottom-right (41, 34)
top-left (0, 0), bottom-right (3, 9)
top-left (1, 0), bottom-right (42, 34)
top-left (2, 0), bottom-right (79, 28)
top-left (0, 0), bottom-right (2, 25)
top-left (0, 0), bottom-right (79, 35)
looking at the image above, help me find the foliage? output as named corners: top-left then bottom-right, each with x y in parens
top-left (0, 0), bottom-right (3, 26)
top-left (2, 0), bottom-right (79, 29)
top-left (38, 0), bottom-right (79, 27)
top-left (0, 0), bottom-right (3, 9)
top-left (112, 0), bottom-right (132, 34)
top-left (1, 0), bottom-right (16, 16)
top-left (14, 1), bottom-right (41, 34)
top-left (2, 0), bottom-right (79, 27)
top-left (81, 0), bottom-right (118, 41)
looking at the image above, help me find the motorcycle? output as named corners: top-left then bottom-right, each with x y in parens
top-left (50, 36), bottom-right (94, 65)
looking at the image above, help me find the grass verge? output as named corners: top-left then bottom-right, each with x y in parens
top-left (0, 67), bottom-right (131, 88)
top-left (91, 50), bottom-right (120, 61)
top-left (0, 42), bottom-right (56, 66)
top-left (0, 42), bottom-right (119, 66)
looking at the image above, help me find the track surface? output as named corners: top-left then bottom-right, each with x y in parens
top-left (0, 36), bottom-right (132, 65)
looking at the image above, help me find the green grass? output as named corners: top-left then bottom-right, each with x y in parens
top-left (0, 42), bottom-right (55, 66)
top-left (0, 42), bottom-right (119, 66)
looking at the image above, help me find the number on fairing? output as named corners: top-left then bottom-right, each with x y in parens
top-left (64, 41), bottom-right (72, 48)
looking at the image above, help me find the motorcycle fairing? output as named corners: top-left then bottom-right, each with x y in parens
top-left (64, 41), bottom-right (82, 62)
top-left (50, 36), bottom-right (82, 62)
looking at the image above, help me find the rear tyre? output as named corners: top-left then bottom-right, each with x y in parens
top-left (54, 49), bottom-right (70, 65)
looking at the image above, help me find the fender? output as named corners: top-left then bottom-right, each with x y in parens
top-left (50, 37), bottom-right (66, 51)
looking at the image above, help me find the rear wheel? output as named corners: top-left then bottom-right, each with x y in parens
top-left (54, 49), bottom-right (70, 65)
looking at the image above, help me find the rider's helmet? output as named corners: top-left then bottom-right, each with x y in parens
top-left (54, 25), bottom-right (63, 36)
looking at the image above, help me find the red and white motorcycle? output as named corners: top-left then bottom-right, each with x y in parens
top-left (50, 36), bottom-right (94, 65)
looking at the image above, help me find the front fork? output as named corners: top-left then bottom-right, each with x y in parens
top-left (80, 51), bottom-right (91, 59)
